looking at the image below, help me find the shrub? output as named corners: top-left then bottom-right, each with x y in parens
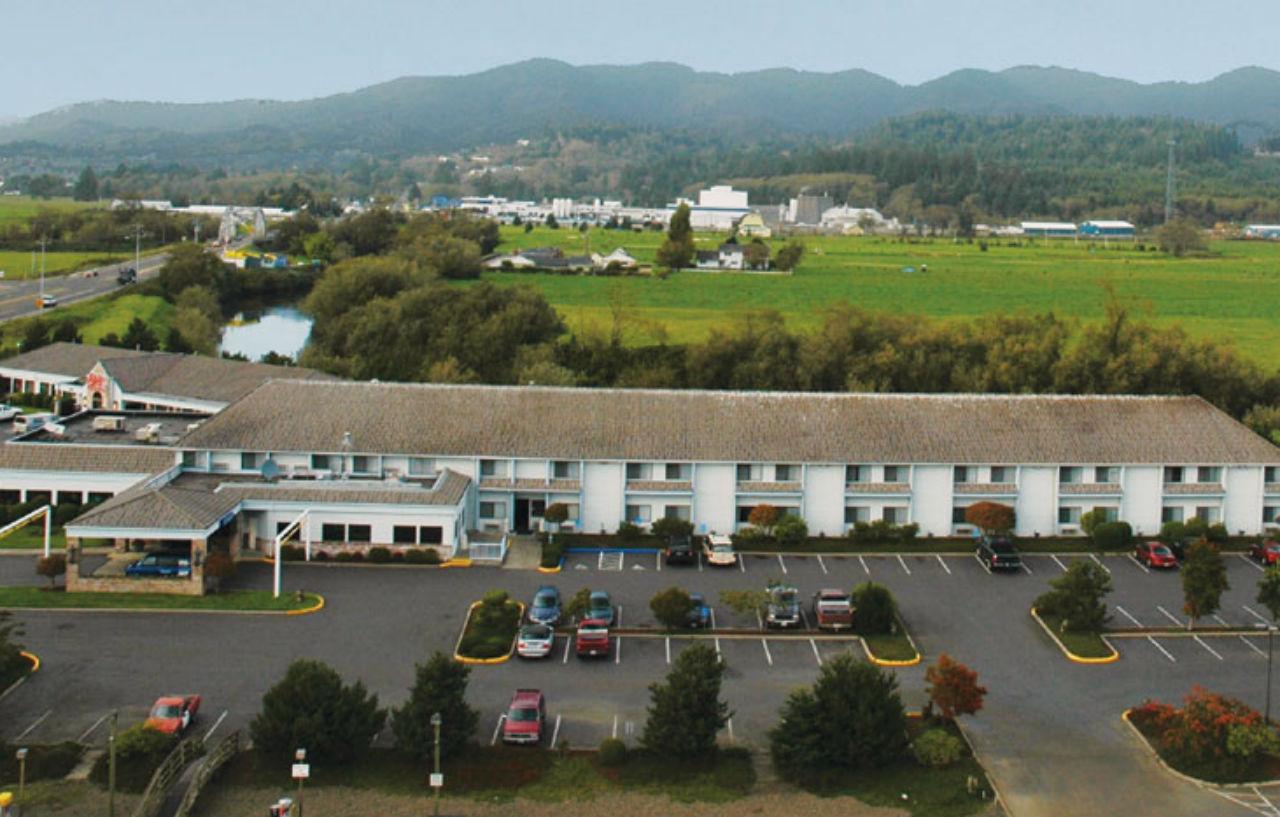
top-left (774, 515), bottom-right (809, 547)
top-left (925, 654), bottom-right (987, 720)
top-left (651, 516), bottom-right (694, 540)
top-left (279, 544), bottom-right (305, 561)
top-left (964, 502), bottom-right (1015, 534)
top-left (641, 644), bottom-right (729, 758)
top-left (564, 587), bottom-right (592, 621)
top-left (1034, 560), bottom-right (1112, 632)
top-left (36, 553), bottom-right (66, 588)
top-left (1092, 521), bottom-right (1133, 551)
top-left (313, 550), bottom-right (331, 562)
top-left (89, 724), bottom-right (176, 792)
top-left (731, 525), bottom-right (767, 546)
top-left (598, 737), bottom-right (627, 767)
top-left (850, 519), bottom-right (917, 545)
top-left (250, 659), bottom-right (386, 764)
top-left (404, 548), bottom-right (440, 565)
top-left (392, 651), bottom-right (478, 763)
top-left (1159, 520), bottom-right (1188, 546)
top-left (1206, 523), bottom-right (1229, 545)
top-left (203, 551), bottom-right (235, 592)
top-left (367, 546), bottom-right (392, 564)
top-left (391, 550), bottom-right (405, 562)
top-left (851, 582), bottom-right (897, 635)
top-left (541, 534), bottom-right (565, 568)
top-left (1138, 687), bottom-right (1280, 780)
top-left (0, 741), bottom-right (82, 782)
top-left (913, 729), bottom-right (965, 767)
top-left (617, 521), bottom-right (643, 543)
top-left (1184, 516), bottom-right (1210, 540)
top-left (543, 502), bottom-right (570, 527)
top-left (334, 550), bottom-right (356, 562)
top-left (650, 586), bottom-right (695, 630)
top-left (897, 523), bottom-right (920, 544)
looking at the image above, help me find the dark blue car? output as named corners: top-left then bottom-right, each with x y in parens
top-left (125, 553), bottom-right (192, 578)
top-left (529, 585), bottom-right (562, 625)
top-left (686, 593), bottom-right (712, 629)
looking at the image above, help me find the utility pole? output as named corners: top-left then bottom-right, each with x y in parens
top-left (131, 225), bottom-right (142, 273)
top-left (108, 710), bottom-right (118, 817)
top-left (431, 712), bottom-right (443, 816)
top-left (1164, 139), bottom-right (1177, 225)
top-left (38, 237), bottom-right (47, 297)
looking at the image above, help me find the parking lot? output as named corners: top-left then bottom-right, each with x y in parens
top-left (1, 545), bottom-right (1274, 816)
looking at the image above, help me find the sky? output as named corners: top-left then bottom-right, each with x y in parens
top-left (4, 0), bottom-right (1279, 118)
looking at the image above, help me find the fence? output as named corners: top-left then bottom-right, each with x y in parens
top-left (469, 533), bottom-right (508, 563)
top-left (174, 730), bottom-right (242, 817)
top-left (132, 735), bottom-right (204, 817)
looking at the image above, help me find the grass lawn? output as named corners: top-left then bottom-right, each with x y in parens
top-left (0, 291), bottom-right (174, 350)
top-left (0, 586), bottom-right (319, 612)
top-left (0, 526), bottom-right (66, 550)
top-left (0, 251), bottom-right (129, 279)
top-left (0, 195), bottom-right (101, 226)
top-left (1037, 612), bottom-right (1115, 659)
top-left (862, 632), bottom-right (920, 662)
top-left (485, 226), bottom-right (1280, 369)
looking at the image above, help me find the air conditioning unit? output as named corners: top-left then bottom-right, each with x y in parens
top-left (93, 415), bottom-right (126, 432)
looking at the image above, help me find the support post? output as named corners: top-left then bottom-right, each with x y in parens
top-left (43, 508), bottom-right (51, 558)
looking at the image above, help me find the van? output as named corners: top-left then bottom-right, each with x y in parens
top-left (12, 412), bottom-right (55, 434)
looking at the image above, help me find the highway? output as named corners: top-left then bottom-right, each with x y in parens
top-left (0, 252), bottom-right (169, 323)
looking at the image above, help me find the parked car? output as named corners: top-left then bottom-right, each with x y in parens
top-left (144, 694), bottom-right (201, 734)
top-left (765, 582), bottom-right (801, 628)
top-left (976, 536), bottom-right (1022, 572)
top-left (528, 585), bottom-right (561, 625)
top-left (1135, 541), bottom-right (1179, 569)
top-left (117, 267), bottom-right (137, 285)
top-left (664, 534), bottom-right (696, 566)
top-left (501, 689), bottom-right (546, 745)
top-left (0, 404), bottom-right (20, 423)
top-left (575, 619), bottom-right (611, 658)
top-left (587, 590), bottom-right (615, 626)
top-left (702, 534), bottom-right (737, 567)
top-left (516, 624), bottom-right (555, 659)
top-left (812, 589), bottom-right (854, 630)
top-left (125, 552), bottom-right (192, 578)
top-left (12, 412), bottom-right (55, 435)
top-left (35, 294), bottom-right (58, 309)
top-left (1250, 540), bottom-right (1280, 566)
top-left (686, 592), bottom-right (712, 629)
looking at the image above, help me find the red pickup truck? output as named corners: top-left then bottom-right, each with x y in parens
top-left (575, 619), bottom-right (611, 658)
top-left (812, 589), bottom-right (854, 631)
top-left (502, 689), bottom-right (546, 745)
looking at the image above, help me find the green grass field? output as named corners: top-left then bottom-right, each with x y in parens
top-left (0, 292), bottom-right (174, 350)
top-left (0, 250), bottom-right (129, 279)
top-left (0, 586), bottom-right (319, 611)
top-left (486, 226), bottom-right (1280, 368)
top-left (0, 195), bottom-right (100, 226)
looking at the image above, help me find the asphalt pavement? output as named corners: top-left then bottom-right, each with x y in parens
top-left (0, 252), bottom-right (169, 323)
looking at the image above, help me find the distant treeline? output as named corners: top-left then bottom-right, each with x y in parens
top-left (0, 203), bottom-right (217, 252)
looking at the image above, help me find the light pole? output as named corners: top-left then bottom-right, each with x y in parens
top-left (15, 747), bottom-right (27, 804)
top-left (294, 748), bottom-right (307, 817)
top-left (108, 710), bottom-right (118, 817)
top-left (1269, 626), bottom-right (1276, 724)
top-left (431, 711), bottom-right (443, 816)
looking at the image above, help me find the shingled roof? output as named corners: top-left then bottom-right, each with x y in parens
top-left (0, 443), bottom-right (175, 474)
top-left (0, 342), bottom-right (151, 377)
top-left (179, 381), bottom-right (1280, 466)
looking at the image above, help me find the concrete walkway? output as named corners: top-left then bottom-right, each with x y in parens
top-left (503, 535), bottom-right (542, 570)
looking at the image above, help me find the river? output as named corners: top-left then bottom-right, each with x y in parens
top-left (218, 304), bottom-right (314, 361)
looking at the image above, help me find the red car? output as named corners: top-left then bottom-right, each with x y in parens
top-left (575, 619), bottom-right (611, 658)
top-left (501, 689), bottom-right (546, 745)
top-left (144, 694), bottom-right (201, 734)
top-left (1135, 542), bottom-right (1178, 569)
top-left (1250, 540), bottom-right (1280, 565)
top-left (812, 589), bottom-right (854, 631)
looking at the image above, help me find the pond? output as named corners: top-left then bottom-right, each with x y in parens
top-left (219, 304), bottom-right (314, 362)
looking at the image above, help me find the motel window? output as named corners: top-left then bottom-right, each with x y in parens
top-left (1266, 467), bottom-right (1279, 484)
top-left (952, 506), bottom-right (968, 525)
top-left (419, 526), bottom-right (443, 545)
top-left (276, 522), bottom-right (291, 535)
top-left (1161, 506), bottom-right (1184, 524)
top-left (55, 491), bottom-right (83, 505)
top-left (347, 524), bottom-right (372, 543)
top-left (311, 454), bottom-right (335, 471)
top-left (775, 464), bottom-right (798, 482)
top-left (1197, 466), bottom-right (1222, 483)
top-left (1163, 466), bottom-right (1185, 484)
top-left (737, 463), bottom-right (764, 482)
top-left (26, 491), bottom-right (50, 505)
top-left (321, 523), bottom-right (345, 541)
top-left (552, 461), bottom-right (578, 479)
top-left (665, 463), bottom-right (690, 480)
top-left (1194, 506), bottom-right (1220, 524)
top-left (182, 451), bottom-right (199, 467)
top-left (479, 459), bottom-right (505, 478)
top-left (990, 466), bottom-right (1012, 483)
top-left (351, 455), bottom-right (374, 474)
top-left (625, 462), bottom-right (648, 480)
top-left (737, 506), bottom-right (755, 524)
top-left (1095, 466), bottom-right (1119, 484)
top-left (844, 506), bottom-right (869, 525)
top-left (664, 505), bottom-right (691, 521)
top-left (87, 492), bottom-right (112, 504)
top-left (1058, 507), bottom-right (1081, 525)
top-left (0, 490), bottom-right (19, 504)
top-left (882, 506), bottom-right (907, 525)
top-left (846, 465), bottom-right (868, 484)
top-left (393, 526), bottom-right (416, 545)
top-left (408, 457), bottom-right (433, 476)
top-left (625, 504), bottom-right (652, 524)
top-left (953, 466), bottom-right (972, 484)
top-left (479, 501), bottom-right (505, 519)
top-left (882, 465), bottom-right (906, 483)
top-left (1264, 506), bottom-right (1279, 525)
top-left (1059, 467), bottom-right (1083, 485)
top-left (241, 452), bottom-right (264, 470)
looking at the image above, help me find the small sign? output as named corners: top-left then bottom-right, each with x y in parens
top-left (291, 763), bottom-right (310, 780)
top-left (429, 773), bottom-right (444, 788)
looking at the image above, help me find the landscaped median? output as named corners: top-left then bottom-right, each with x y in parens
top-left (453, 591), bottom-right (524, 664)
top-left (0, 586), bottom-right (324, 614)
top-left (1030, 606), bottom-right (1119, 664)
top-left (860, 618), bottom-right (922, 666)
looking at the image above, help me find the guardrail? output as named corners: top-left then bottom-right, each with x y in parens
top-left (470, 533), bottom-right (508, 564)
top-left (133, 734), bottom-right (204, 817)
top-left (174, 730), bottom-right (241, 817)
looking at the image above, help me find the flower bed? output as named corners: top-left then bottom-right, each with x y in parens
top-left (1128, 688), bottom-right (1280, 784)
top-left (455, 591), bottom-right (523, 661)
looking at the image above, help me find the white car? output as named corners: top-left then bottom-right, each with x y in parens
top-left (12, 412), bottom-right (56, 434)
top-left (702, 534), bottom-right (738, 567)
top-left (516, 623), bottom-right (555, 659)
top-left (0, 404), bottom-right (18, 423)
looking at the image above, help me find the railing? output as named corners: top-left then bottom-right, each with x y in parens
top-left (133, 734), bottom-right (205, 817)
top-left (174, 730), bottom-right (241, 817)
top-left (470, 533), bottom-right (508, 563)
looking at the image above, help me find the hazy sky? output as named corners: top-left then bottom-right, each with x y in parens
top-left (5, 0), bottom-right (1278, 117)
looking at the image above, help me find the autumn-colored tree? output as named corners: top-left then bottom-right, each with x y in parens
top-left (925, 654), bottom-right (987, 720)
top-left (748, 504), bottom-right (780, 533)
top-left (35, 554), bottom-right (66, 589)
top-left (964, 502), bottom-right (1015, 534)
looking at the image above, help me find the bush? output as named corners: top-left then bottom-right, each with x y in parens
top-left (774, 515), bottom-right (809, 547)
top-left (1135, 687), bottom-right (1280, 781)
top-left (850, 520), bottom-right (917, 545)
top-left (598, 737), bottom-right (627, 767)
top-left (564, 587), bottom-right (592, 621)
top-left (203, 551), bottom-right (235, 592)
top-left (731, 525), bottom-right (767, 546)
top-left (392, 651), bottom-right (478, 763)
top-left (851, 582), bottom-right (897, 635)
top-left (641, 644), bottom-right (729, 758)
top-left (250, 659), bottom-right (386, 764)
top-left (1092, 521), bottom-right (1133, 551)
top-left (279, 544), bottom-right (305, 561)
top-left (367, 546), bottom-right (392, 564)
top-left (540, 535), bottom-right (565, 568)
top-left (459, 592), bottom-right (521, 658)
top-left (651, 516), bottom-right (694, 540)
top-left (313, 550), bottom-right (331, 562)
top-left (747, 504), bottom-right (780, 532)
top-left (964, 502), bottom-right (1015, 534)
top-left (404, 548), bottom-right (440, 565)
top-left (89, 724), bottom-right (176, 792)
top-left (35, 553), bottom-right (66, 588)
top-left (1206, 523), bottom-right (1230, 545)
top-left (0, 741), bottom-right (82, 782)
top-left (617, 521), bottom-right (643, 543)
top-left (650, 586), bottom-right (695, 630)
top-left (913, 728), bottom-right (965, 767)
top-left (1034, 560), bottom-right (1112, 632)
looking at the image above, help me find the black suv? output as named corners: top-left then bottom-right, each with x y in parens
top-left (977, 536), bottom-right (1022, 572)
top-left (117, 267), bottom-right (137, 285)
top-left (664, 534), bottom-right (696, 566)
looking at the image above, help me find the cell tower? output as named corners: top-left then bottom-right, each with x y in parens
top-left (1164, 139), bottom-right (1177, 224)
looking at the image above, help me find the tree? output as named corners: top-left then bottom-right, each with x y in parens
top-left (641, 643), bottom-right (730, 757)
top-left (1157, 218), bottom-right (1207, 257)
top-left (925, 654), bottom-right (987, 720)
top-left (743, 240), bottom-right (770, 270)
top-left (543, 502), bottom-right (569, 532)
top-left (250, 659), bottom-right (386, 764)
top-left (157, 244), bottom-right (229, 301)
top-left (770, 654), bottom-right (907, 776)
top-left (545, 213), bottom-right (559, 229)
top-left (774, 241), bottom-right (805, 272)
top-left (0, 611), bottom-right (26, 690)
top-left (747, 504), bottom-right (780, 534)
top-left (20, 318), bottom-right (48, 352)
top-left (36, 554), bottom-right (66, 589)
top-left (392, 652), bottom-right (478, 762)
top-left (164, 326), bottom-right (195, 354)
top-left (850, 582), bottom-right (897, 634)
top-left (1244, 404), bottom-right (1280, 446)
top-left (73, 166), bottom-right (99, 202)
top-left (774, 514), bottom-right (808, 546)
top-left (203, 551), bottom-right (235, 593)
top-left (51, 320), bottom-right (82, 344)
top-left (563, 587), bottom-right (592, 622)
top-left (1182, 540), bottom-right (1229, 629)
top-left (302, 231), bottom-right (336, 264)
top-left (718, 589), bottom-right (768, 619)
top-left (1034, 560), bottom-right (1112, 632)
top-left (964, 502), bottom-right (1015, 534)
top-left (120, 317), bottom-right (160, 351)
top-left (649, 586), bottom-right (695, 630)
top-left (656, 203), bottom-right (694, 270)
top-left (650, 516), bottom-right (694, 540)
top-left (1258, 567), bottom-right (1280, 624)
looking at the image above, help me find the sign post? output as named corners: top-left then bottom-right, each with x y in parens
top-left (292, 749), bottom-right (308, 817)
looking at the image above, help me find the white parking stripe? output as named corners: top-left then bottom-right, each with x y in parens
top-left (612, 714), bottom-right (619, 739)
top-left (1051, 555), bottom-right (1068, 572)
top-left (615, 636), bottom-right (622, 664)
top-left (896, 554), bottom-right (911, 575)
top-left (799, 608), bottom-right (811, 630)
top-left (1243, 605), bottom-right (1271, 626)
top-left (1194, 636), bottom-right (1224, 661)
top-left (698, 552), bottom-right (704, 572)
top-left (15, 710), bottom-right (51, 740)
top-left (1214, 614), bottom-right (1230, 626)
top-left (1021, 560), bottom-right (1033, 575)
top-left (550, 714), bottom-right (562, 748)
top-left (1239, 553), bottom-right (1267, 573)
top-left (562, 635), bottom-right (572, 664)
top-left (738, 556), bottom-right (745, 573)
top-left (665, 636), bottom-right (671, 664)
top-left (617, 605), bottom-right (623, 628)
top-left (761, 638), bottom-right (773, 666)
top-left (203, 709), bottom-right (229, 743)
top-left (656, 552), bottom-right (661, 572)
top-left (777, 553), bottom-right (788, 574)
top-left (1115, 605), bottom-right (1144, 627)
top-left (935, 555), bottom-right (952, 575)
top-left (817, 555), bottom-right (828, 575)
top-left (1128, 555), bottom-right (1151, 574)
top-left (1147, 637), bottom-right (1177, 662)
top-left (619, 552), bottom-right (625, 571)
top-left (1156, 605), bottom-right (1183, 627)
top-left (711, 609), bottom-right (721, 656)
top-left (858, 555), bottom-right (870, 575)
top-left (491, 714), bottom-right (506, 746)
top-left (78, 712), bottom-right (112, 743)
top-left (1089, 553), bottom-right (1111, 573)
top-left (1241, 636), bottom-right (1268, 658)
top-left (974, 553), bottom-right (992, 574)
top-left (756, 609), bottom-right (764, 629)
top-left (810, 638), bottom-right (824, 666)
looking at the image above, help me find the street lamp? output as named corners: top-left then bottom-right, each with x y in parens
top-left (1257, 623), bottom-right (1277, 723)
top-left (15, 747), bottom-right (27, 804)
top-left (294, 748), bottom-right (307, 817)
top-left (431, 712), bottom-right (443, 816)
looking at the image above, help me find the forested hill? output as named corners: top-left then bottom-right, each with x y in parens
top-left (4, 60), bottom-right (1280, 162)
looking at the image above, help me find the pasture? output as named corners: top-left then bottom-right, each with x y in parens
top-left (487, 226), bottom-right (1280, 368)
top-left (0, 196), bottom-right (121, 277)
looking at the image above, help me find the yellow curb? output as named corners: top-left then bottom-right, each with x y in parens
top-left (441, 558), bottom-right (472, 569)
top-left (453, 600), bottom-right (525, 665)
top-left (536, 563), bottom-right (562, 574)
top-left (19, 650), bottom-right (39, 673)
top-left (860, 637), bottom-right (922, 666)
top-left (285, 593), bottom-right (325, 616)
top-left (1031, 607), bottom-right (1120, 664)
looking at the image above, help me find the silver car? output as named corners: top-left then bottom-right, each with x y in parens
top-left (516, 623), bottom-right (555, 659)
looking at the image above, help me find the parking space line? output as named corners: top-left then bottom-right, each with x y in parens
top-left (615, 635), bottom-right (622, 664)
top-left (655, 552), bottom-right (661, 572)
top-left (726, 717), bottom-right (735, 744)
top-left (612, 714), bottom-right (619, 739)
top-left (1147, 637), bottom-right (1177, 662)
top-left (1127, 555), bottom-right (1151, 574)
top-left (203, 709), bottom-right (229, 742)
top-left (935, 555), bottom-right (952, 575)
top-left (738, 556), bottom-right (745, 573)
top-left (858, 555), bottom-right (869, 575)
top-left (711, 608), bottom-right (721, 656)
top-left (1115, 605), bottom-right (1143, 627)
top-left (1253, 785), bottom-right (1278, 814)
top-left (550, 714), bottom-right (562, 749)
top-left (1243, 605), bottom-right (1271, 626)
top-left (78, 712), bottom-right (112, 743)
top-left (1239, 553), bottom-right (1267, 573)
top-left (756, 610), bottom-right (764, 629)
top-left (896, 554), bottom-right (911, 575)
top-left (817, 555), bottom-right (828, 575)
top-left (777, 553), bottom-right (788, 574)
top-left (800, 608), bottom-right (811, 630)
top-left (810, 638), bottom-right (824, 666)
top-left (1193, 636), bottom-right (1225, 661)
top-left (1089, 553), bottom-right (1111, 573)
top-left (617, 605), bottom-right (623, 627)
top-left (974, 553), bottom-right (992, 574)
top-left (1156, 605), bottom-right (1183, 627)
top-left (1241, 636), bottom-right (1268, 658)
top-left (491, 714), bottom-right (506, 746)
top-left (665, 636), bottom-right (671, 664)
top-left (16, 710), bottom-right (51, 741)
top-left (761, 638), bottom-right (773, 666)
top-left (1021, 560), bottom-right (1033, 575)
top-left (698, 552), bottom-right (704, 572)
top-left (598, 551), bottom-right (604, 570)
top-left (562, 636), bottom-right (572, 664)
top-left (1051, 555), bottom-right (1068, 572)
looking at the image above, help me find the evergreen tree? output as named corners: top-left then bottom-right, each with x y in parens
top-left (641, 643), bottom-right (730, 756)
top-left (72, 166), bottom-right (99, 201)
top-left (392, 652), bottom-right (478, 762)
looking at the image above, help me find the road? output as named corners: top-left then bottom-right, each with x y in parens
top-left (0, 252), bottom-right (169, 323)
